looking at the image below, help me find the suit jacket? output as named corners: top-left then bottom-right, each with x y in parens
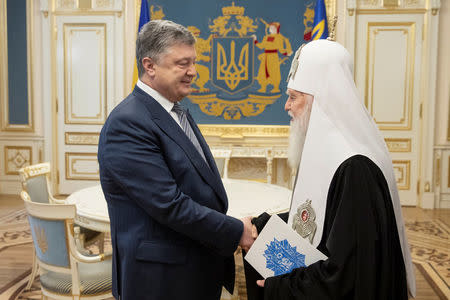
top-left (98, 86), bottom-right (243, 300)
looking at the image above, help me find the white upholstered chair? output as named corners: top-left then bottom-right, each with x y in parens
top-left (21, 191), bottom-right (112, 300)
top-left (19, 162), bottom-right (105, 290)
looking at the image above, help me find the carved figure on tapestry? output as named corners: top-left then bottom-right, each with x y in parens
top-left (254, 20), bottom-right (293, 94)
top-left (188, 26), bottom-right (213, 93)
top-left (150, 5), bottom-right (165, 20)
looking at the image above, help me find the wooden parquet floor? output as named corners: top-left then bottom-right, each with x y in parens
top-left (0, 194), bottom-right (448, 300)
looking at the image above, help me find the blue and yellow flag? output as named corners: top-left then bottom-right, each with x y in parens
top-left (311, 0), bottom-right (328, 40)
top-left (132, 0), bottom-right (150, 88)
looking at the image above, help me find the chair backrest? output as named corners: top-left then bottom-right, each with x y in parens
top-left (21, 191), bottom-right (76, 268)
top-left (19, 163), bottom-right (51, 204)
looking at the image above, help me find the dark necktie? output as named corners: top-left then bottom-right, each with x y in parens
top-left (172, 102), bottom-right (207, 163)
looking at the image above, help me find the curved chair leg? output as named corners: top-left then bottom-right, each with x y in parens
top-left (25, 249), bottom-right (38, 290)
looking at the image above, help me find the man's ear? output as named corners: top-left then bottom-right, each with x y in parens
top-left (142, 57), bottom-right (156, 77)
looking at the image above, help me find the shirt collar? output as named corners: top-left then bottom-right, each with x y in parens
top-left (137, 79), bottom-right (174, 113)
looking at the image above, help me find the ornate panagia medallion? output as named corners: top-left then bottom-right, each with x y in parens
top-left (292, 199), bottom-right (317, 244)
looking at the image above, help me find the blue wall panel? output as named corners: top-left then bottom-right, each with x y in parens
top-left (7, 0), bottom-right (29, 125)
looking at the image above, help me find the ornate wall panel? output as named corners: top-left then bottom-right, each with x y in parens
top-left (63, 23), bottom-right (106, 124)
top-left (385, 138), bottom-right (411, 152)
top-left (55, 0), bottom-right (119, 10)
top-left (65, 132), bottom-right (99, 145)
top-left (4, 146), bottom-right (32, 175)
top-left (65, 152), bottom-right (99, 180)
top-left (228, 158), bottom-right (267, 182)
top-left (0, 0), bottom-right (34, 132)
top-left (365, 22), bottom-right (415, 130)
top-left (393, 160), bottom-right (411, 190)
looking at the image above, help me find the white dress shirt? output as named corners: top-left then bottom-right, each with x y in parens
top-left (136, 79), bottom-right (182, 128)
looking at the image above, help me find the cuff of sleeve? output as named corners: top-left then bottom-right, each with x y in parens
top-left (251, 212), bottom-right (271, 234)
top-left (264, 274), bottom-right (291, 300)
top-left (216, 216), bottom-right (243, 256)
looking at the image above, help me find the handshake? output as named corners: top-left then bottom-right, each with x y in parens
top-left (239, 216), bottom-right (258, 252)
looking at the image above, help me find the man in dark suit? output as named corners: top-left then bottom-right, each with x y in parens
top-left (98, 20), bottom-right (254, 300)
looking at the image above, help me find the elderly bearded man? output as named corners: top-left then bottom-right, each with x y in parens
top-left (244, 39), bottom-right (415, 300)
top-left (98, 20), bottom-right (254, 300)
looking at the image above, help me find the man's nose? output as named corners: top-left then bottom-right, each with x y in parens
top-left (284, 100), bottom-right (290, 112)
top-left (187, 63), bottom-right (196, 76)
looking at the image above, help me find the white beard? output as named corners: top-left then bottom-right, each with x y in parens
top-left (287, 101), bottom-right (312, 170)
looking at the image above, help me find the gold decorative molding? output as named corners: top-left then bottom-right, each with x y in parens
top-left (58, 0), bottom-right (76, 9)
top-left (359, 0), bottom-right (378, 4)
top-left (199, 125), bottom-right (289, 139)
top-left (405, 0), bottom-right (420, 5)
top-left (55, 0), bottom-right (118, 10)
top-left (324, 0), bottom-right (337, 33)
top-left (65, 132), bottom-right (100, 145)
top-left (19, 162), bottom-right (50, 180)
top-left (94, 0), bottom-right (111, 8)
top-left (424, 181), bottom-right (430, 192)
top-left (393, 160), bottom-right (411, 190)
top-left (356, 9), bottom-right (427, 14)
top-left (78, 0), bottom-right (92, 9)
top-left (365, 22), bottom-right (415, 131)
top-left (384, 138), bottom-right (411, 152)
top-left (65, 152), bottom-right (99, 180)
top-left (5, 146), bottom-right (32, 175)
top-left (435, 155), bottom-right (440, 187)
top-left (383, 0), bottom-right (399, 7)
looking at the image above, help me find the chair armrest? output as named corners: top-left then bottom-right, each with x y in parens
top-left (49, 194), bottom-right (67, 204)
top-left (70, 247), bottom-right (109, 263)
top-left (71, 226), bottom-right (110, 263)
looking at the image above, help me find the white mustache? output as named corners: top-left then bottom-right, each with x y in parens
top-left (288, 111), bottom-right (295, 119)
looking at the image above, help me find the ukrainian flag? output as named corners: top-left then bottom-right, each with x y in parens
top-left (312, 0), bottom-right (328, 40)
top-left (132, 0), bottom-right (150, 88)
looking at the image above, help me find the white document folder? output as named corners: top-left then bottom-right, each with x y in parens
top-left (244, 214), bottom-right (328, 279)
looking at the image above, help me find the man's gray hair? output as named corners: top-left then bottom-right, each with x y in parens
top-left (136, 20), bottom-right (195, 77)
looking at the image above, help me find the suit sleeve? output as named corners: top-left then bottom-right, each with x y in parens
top-left (99, 113), bottom-right (242, 257)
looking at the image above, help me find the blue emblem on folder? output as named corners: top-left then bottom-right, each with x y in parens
top-left (264, 238), bottom-right (306, 276)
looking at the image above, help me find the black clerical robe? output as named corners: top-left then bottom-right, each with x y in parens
top-left (245, 155), bottom-right (408, 300)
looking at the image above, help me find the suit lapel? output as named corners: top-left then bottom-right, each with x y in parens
top-left (133, 87), bottom-right (227, 206)
top-left (186, 111), bottom-right (228, 208)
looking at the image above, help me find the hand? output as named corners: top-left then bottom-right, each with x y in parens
top-left (239, 216), bottom-right (255, 251)
top-left (252, 224), bottom-right (258, 239)
top-left (256, 279), bottom-right (265, 287)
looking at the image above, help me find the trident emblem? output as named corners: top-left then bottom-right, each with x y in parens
top-left (214, 39), bottom-right (251, 91)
